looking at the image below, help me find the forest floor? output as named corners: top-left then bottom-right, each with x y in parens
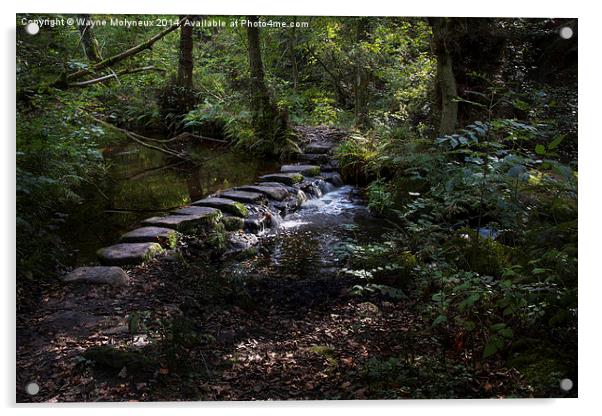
top-left (16, 252), bottom-right (529, 402)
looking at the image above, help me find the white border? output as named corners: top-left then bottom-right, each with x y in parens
top-left (2, 1), bottom-right (599, 415)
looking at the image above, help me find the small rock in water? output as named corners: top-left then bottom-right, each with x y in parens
top-left (62, 266), bottom-right (129, 287)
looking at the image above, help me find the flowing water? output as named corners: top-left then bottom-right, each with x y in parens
top-left (223, 185), bottom-right (388, 306)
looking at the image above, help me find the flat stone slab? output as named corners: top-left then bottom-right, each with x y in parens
top-left (281, 164), bottom-right (321, 176)
top-left (305, 143), bottom-right (334, 154)
top-left (259, 172), bottom-right (304, 186)
top-left (120, 226), bottom-right (178, 248)
top-left (172, 206), bottom-right (219, 216)
top-left (191, 197), bottom-right (249, 217)
top-left (219, 190), bottom-right (265, 204)
top-left (236, 185), bottom-right (290, 201)
top-left (142, 209), bottom-right (221, 232)
top-left (298, 153), bottom-right (330, 164)
top-left (62, 266), bottom-right (128, 287)
top-left (97, 242), bottom-right (163, 266)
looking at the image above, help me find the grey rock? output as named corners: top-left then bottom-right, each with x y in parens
top-left (191, 197), bottom-right (249, 217)
top-left (298, 153), bottom-right (330, 164)
top-left (97, 242), bottom-right (164, 266)
top-left (219, 190), bottom-right (265, 204)
top-left (120, 226), bottom-right (179, 248)
top-left (320, 172), bottom-right (344, 187)
top-left (280, 164), bottom-right (321, 176)
top-left (142, 208), bottom-right (221, 232)
top-left (172, 205), bottom-right (219, 216)
top-left (259, 172), bottom-right (304, 185)
top-left (62, 266), bottom-right (129, 287)
top-left (236, 185), bottom-right (290, 201)
top-left (305, 143), bottom-right (334, 154)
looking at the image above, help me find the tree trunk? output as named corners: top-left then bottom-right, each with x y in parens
top-left (77, 14), bottom-right (102, 63)
top-left (177, 16), bottom-right (194, 89)
top-left (246, 16), bottom-right (286, 149)
top-left (288, 18), bottom-right (299, 91)
top-left (354, 18), bottom-right (370, 128)
top-left (429, 17), bottom-right (458, 135)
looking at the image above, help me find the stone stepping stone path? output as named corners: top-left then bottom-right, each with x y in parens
top-left (97, 242), bottom-right (164, 266)
top-left (120, 226), bottom-right (178, 248)
top-left (280, 164), bottom-right (321, 176)
top-left (61, 266), bottom-right (129, 287)
top-left (192, 197), bottom-right (249, 217)
top-left (63, 128), bottom-right (346, 287)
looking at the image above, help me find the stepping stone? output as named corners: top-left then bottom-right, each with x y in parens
top-left (191, 197), bottom-right (249, 217)
top-left (142, 209), bottom-right (221, 232)
top-left (259, 172), bottom-right (304, 186)
top-left (62, 266), bottom-right (129, 287)
top-left (219, 190), bottom-right (265, 204)
top-left (236, 185), bottom-right (290, 201)
top-left (281, 164), bottom-right (321, 176)
top-left (97, 242), bottom-right (163, 266)
top-left (172, 206), bottom-right (218, 216)
top-left (320, 172), bottom-right (344, 187)
top-left (298, 153), bottom-right (330, 164)
top-left (305, 143), bottom-right (333, 154)
top-left (120, 226), bottom-right (179, 248)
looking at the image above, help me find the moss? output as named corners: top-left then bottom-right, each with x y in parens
top-left (207, 222), bottom-right (227, 252)
top-left (304, 166), bottom-right (321, 176)
top-left (308, 345), bottom-right (338, 366)
top-left (290, 173), bottom-right (304, 184)
top-left (222, 216), bottom-right (244, 231)
top-left (144, 243), bottom-right (165, 261)
top-left (230, 202), bottom-right (249, 218)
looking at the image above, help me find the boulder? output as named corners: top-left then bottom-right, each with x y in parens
top-left (97, 242), bottom-right (164, 266)
top-left (191, 197), bottom-right (249, 217)
top-left (280, 164), bottom-right (321, 176)
top-left (120, 226), bottom-right (179, 248)
top-left (62, 266), bottom-right (128, 287)
top-left (236, 185), bottom-right (290, 201)
top-left (259, 172), bottom-right (304, 186)
top-left (219, 190), bottom-right (265, 204)
top-left (320, 172), bottom-right (344, 187)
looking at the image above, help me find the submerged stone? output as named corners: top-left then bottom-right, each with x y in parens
top-left (191, 197), bottom-right (249, 217)
top-left (97, 242), bottom-right (164, 266)
top-left (236, 185), bottom-right (290, 201)
top-left (259, 172), bottom-right (304, 185)
top-left (281, 164), bottom-right (321, 176)
top-left (219, 190), bottom-right (266, 204)
top-left (120, 226), bottom-right (179, 248)
top-left (62, 266), bottom-right (128, 287)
